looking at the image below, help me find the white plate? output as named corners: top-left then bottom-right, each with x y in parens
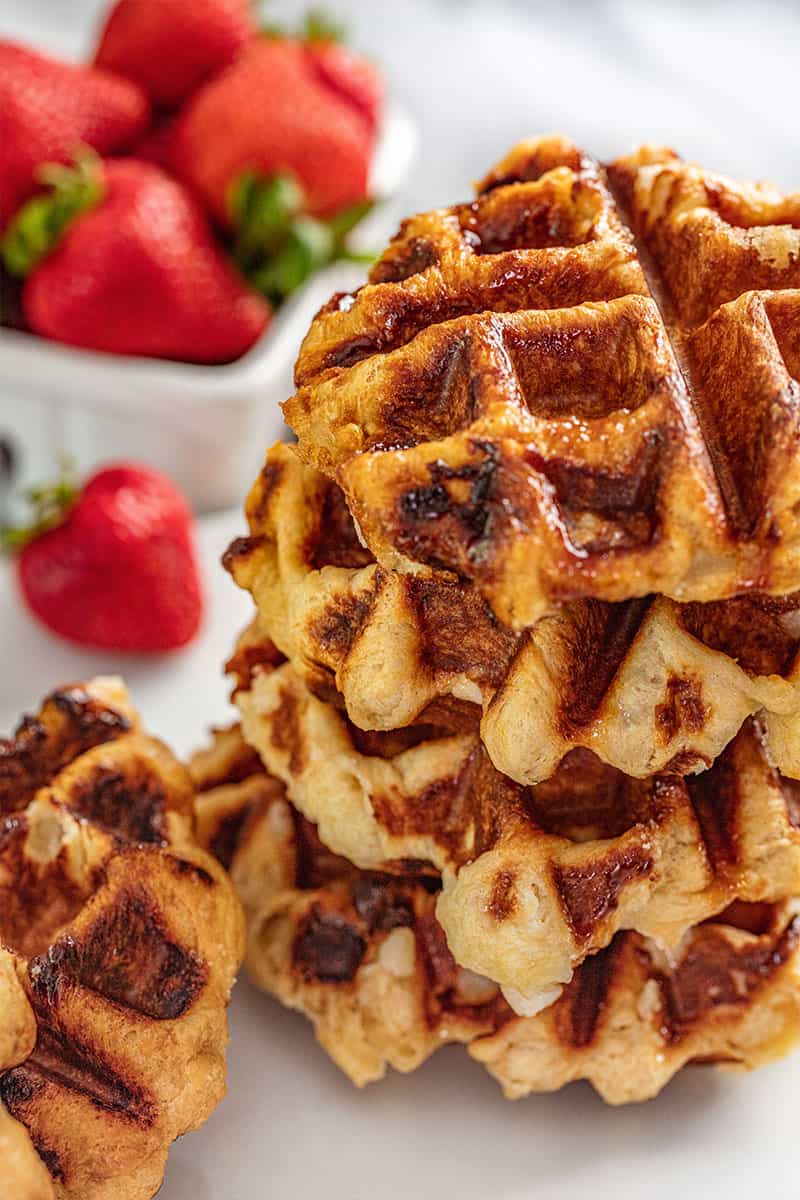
top-left (0, 105), bottom-right (416, 512)
top-left (0, 514), bottom-right (796, 1200)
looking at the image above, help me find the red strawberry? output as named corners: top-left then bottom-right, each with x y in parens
top-left (129, 115), bottom-right (178, 171)
top-left (169, 37), bottom-right (373, 224)
top-left (0, 40), bottom-right (149, 229)
top-left (3, 157), bottom-right (270, 363)
top-left (12, 463), bottom-right (204, 652)
top-left (94, 0), bottom-right (255, 111)
top-left (306, 41), bottom-right (383, 137)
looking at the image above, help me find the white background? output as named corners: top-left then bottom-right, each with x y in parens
top-left (1, 2), bottom-right (799, 1196)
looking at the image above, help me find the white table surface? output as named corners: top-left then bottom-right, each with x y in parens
top-left (2, 1), bottom-right (800, 1196)
top-left (1, 516), bottom-right (798, 1199)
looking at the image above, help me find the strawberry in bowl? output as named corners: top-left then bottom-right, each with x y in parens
top-left (2, 155), bottom-right (271, 362)
top-left (0, 5), bottom-right (414, 509)
top-left (0, 39), bottom-right (149, 229)
top-left (94, 0), bottom-right (256, 111)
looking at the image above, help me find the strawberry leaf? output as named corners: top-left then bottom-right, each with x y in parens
top-left (230, 172), bottom-right (305, 267)
top-left (1, 152), bottom-right (104, 278)
top-left (0, 459), bottom-right (78, 553)
top-left (231, 171), bottom-right (376, 305)
top-left (302, 8), bottom-right (347, 43)
top-left (250, 216), bottom-right (334, 304)
top-left (259, 6), bottom-right (347, 43)
top-left (327, 198), bottom-right (375, 242)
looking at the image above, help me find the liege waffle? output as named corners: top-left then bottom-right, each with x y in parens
top-left (191, 728), bottom-right (800, 1104)
top-left (231, 652), bottom-right (800, 1011)
top-left (0, 680), bottom-right (245, 1200)
top-left (226, 442), bottom-right (800, 783)
top-left (0, 1102), bottom-right (53, 1200)
top-left (190, 725), bottom-right (502, 1085)
top-left (284, 137), bottom-right (800, 629)
top-left (0, 949), bottom-right (51, 1199)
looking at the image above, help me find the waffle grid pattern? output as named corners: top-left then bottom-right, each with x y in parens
top-left (285, 139), bottom-right (800, 628)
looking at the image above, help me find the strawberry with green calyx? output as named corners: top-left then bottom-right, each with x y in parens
top-left (2, 156), bottom-right (271, 363)
top-left (3, 463), bottom-right (204, 652)
top-left (168, 37), bottom-right (375, 225)
top-left (0, 40), bottom-right (149, 230)
top-left (0, 459), bottom-right (79, 552)
top-left (230, 171), bottom-right (373, 305)
top-left (1, 155), bottom-right (104, 279)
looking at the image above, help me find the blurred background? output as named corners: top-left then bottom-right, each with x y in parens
top-left (2, 0), bottom-right (799, 196)
top-left (2, 0), bottom-right (799, 745)
top-left (3, 0), bottom-right (798, 505)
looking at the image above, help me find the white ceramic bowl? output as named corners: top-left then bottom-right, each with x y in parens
top-left (0, 105), bottom-right (417, 512)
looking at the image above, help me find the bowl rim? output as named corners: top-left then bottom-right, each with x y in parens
top-left (0, 103), bottom-right (417, 405)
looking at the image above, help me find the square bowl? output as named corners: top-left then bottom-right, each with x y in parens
top-left (0, 105), bottom-right (417, 512)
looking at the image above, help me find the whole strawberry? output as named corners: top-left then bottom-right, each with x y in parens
top-left (8, 464), bottom-right (204, 652)
top-left (169, 36), bottom-right (374, 223)
top-left (2, 156), bottom-right (270, 362)
top-left (94, 0), bottom-right (255, 110)
top-left (0, 40), bottom-right (149, 229)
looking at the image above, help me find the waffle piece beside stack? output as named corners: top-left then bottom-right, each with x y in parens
top-left (218, 136), bottom-right (800, 1101)
top-left (0, 680), bottom-right (244, 1200)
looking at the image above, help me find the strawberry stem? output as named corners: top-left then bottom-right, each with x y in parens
top-left (260, 6), bottom-right (346, 42)
top-left (0, 458), bottom-right (79, 553)
top-left (302, 8), bottom-right (347, 42)
top-left (230, 171), bottom-right (376, 305)
top-left (230, 172), bottom-right (304, 265)
top-left (1, 152), bottom-right (104, 278)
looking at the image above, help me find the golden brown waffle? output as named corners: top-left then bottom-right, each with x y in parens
top-left (232, 656), bottom-right (800, 1012)
top-left (0, 1103), bottom-right (53, 1200)
top-left (191, 730), bottom-right (800, 1103)
top-left (0, 680), bottom-right (245, 1200)
top-left (190, 726), bottom-right (502, 1085)
top-left (284, 137), bottom-right (800, 628)
top-left (0, 950), bottom-right (50, 1199)
top-left (226, 442), bottom-right (800, 783)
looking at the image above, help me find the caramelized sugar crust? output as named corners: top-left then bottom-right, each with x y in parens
top-left (284, 138), bottom-right (800, 628)
top-left (225, 444), bottom-right (800, 786)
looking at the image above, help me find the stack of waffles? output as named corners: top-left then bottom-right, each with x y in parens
top-left (204, 136), bottom-right (800, 1104)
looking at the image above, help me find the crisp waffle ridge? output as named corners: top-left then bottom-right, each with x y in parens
top-left (0, 681), bottom-right (245, 1200)
top-left (191, 726), bottom-right (800, 1104)
top-left (230, 651), bottom-right (800, 1010)
top-left (225, 443), bottom-right (800, 783)
top-left (284, 137), bottom-right (800, 628)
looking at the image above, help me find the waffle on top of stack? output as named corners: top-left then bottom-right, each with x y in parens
top-left (284, 138), bottom-right (800, 629)
top-left (0, 680), bottom-right (244, 1200)
top-left (222, 137), bottom-right (800, 1099)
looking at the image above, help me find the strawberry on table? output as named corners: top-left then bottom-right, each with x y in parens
top-left (169, 35), bottom-right (374, 224)
top-left (1, 156), bottom-right (270, 363)
top-left (0, 40), bottom-right (149, 229)
top-left (94, 0), bottom-right (256, 111)
top-left (4, 463), bottom-right (204, 652)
